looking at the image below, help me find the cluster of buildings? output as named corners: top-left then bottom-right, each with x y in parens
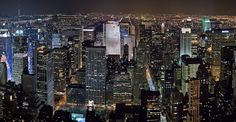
top-left (0, 14), bottom-right (236, 121)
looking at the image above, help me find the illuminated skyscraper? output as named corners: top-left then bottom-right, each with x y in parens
top-left (26, 28), bottom-right (38, 75)
top-left (52, 34), bottom-right (62, 49)
top-left (85, 47), bottom-right (106, 105)
top-left (180, 28), bottom-right (192, 59)
top-left (0, 55), bottom-right (7, 85)
top-left (0, 29), bottom-right (13, 81)
top-left (187, 79), bottom-right (200, 122)
top-left (141, 90), bottom-right (161, 122)
top-left (161, 23), bottom-right (165, 34)
top-left (207, 29), bottom-right (236, 81)
top-left (68, 36), bottom-right (82, 74)
top-left (0, 55), bottom-right (7, 119)
top-left (12, 53), bottom-right (27, 84)
top-left (123, 36), bottom-right (135, 61)
top-left (36, 46), bottom-right (54, 107)
top-left (221, 46), bottom-right (236, 99)
top-left (104, 21), bottom-right (121, 56)
top-left (181, 57), bottom-right (202, 94)
top-left (83, 27), bottom-right (95, 41)
top-left (112, 73), bottom-right (132, 104)
top-left (202, 17), bottom-right (211, 32)
top-left (52, 47), bottom-right (67, 92)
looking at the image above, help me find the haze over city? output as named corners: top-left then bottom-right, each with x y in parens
top-left (1, 0), bottom-right (236, 15)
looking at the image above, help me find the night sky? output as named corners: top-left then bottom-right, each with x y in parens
top-left (0, 0), bottom-right (236, 16)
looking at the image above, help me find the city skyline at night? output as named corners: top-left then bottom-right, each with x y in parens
top-left (1, 1), bottom-right (236, 122)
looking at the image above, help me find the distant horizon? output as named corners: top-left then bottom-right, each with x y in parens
top-left (2, 12), bottom-right (236, 18)
top-left (0, 0), bottom-right (236, 16)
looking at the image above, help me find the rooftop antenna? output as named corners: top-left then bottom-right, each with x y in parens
top-left (17, 0), bottom-right (21, 18)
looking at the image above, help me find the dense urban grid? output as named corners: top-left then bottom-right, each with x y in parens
top-left (0, 13), bottom-right (236, 122)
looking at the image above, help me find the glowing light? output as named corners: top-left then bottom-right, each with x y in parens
top-left (146, 65), bottom-right (156, 91)
top-left (1, 54), bottom-right (7, 63)
top-left (222, 30), bottom-right (229, 33)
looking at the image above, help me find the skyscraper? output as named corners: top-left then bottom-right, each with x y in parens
top-left (52, 47), bottom-right (67, 92)
top-left (0, 55), bottom-right (7, 85)
top-left (180, 28), bottom-right (192, 59)
top-left (207, 29), bottom-right (236, 81)
top-left (52, 34), bottom-right (62, 49)
top-left (36, 45), bottom-right (54, 107)
top-left (202, 17), bottom-right (211, 32)
top-left (0, 54), bottom-right (7, 119)
top-left (141, 90), bottom-right (161, 122)
top-left (0, 29), bottom-right (13, 81)
top-left (161, 23), bottom-right (165, 34)
top-left (68, 36), bottom-right (82, 74)
top-left (85, 47), bottom-right (106, 105)
top-left (181, 57), bottom-right (202, 94)
top-left (104, 21), bottom-right (121, 56)
top-left (187, 79), bottom-right (200, 122)
top-left (112, 73), bottom-right (132, 104)
top-left (12, 53), bottom-right (27, 84)
top-left (123, 36), bottom-right (135, 61)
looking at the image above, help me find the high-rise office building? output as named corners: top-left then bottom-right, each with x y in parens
top-left (180, 28), bottom-right (192, 59)
top-left (36, 46), bottom-right (54, 107)
top-left (221, 46), bottom-right (236, 99)
top-left (66, 83), bottom-right (85, 106)
top-left (83, 27), bottom-right (95, 41)
top-left (181, 57), bottom-right (202, 94)
top-left (104, 21), bottom-right (121, 56)
top-left (164, 70), bottom-right (174, 99)
top-left (207, 29), bottom-right (236, 81)
top-left (112, 73), bottom-right (132, 104)
top-left (202, 17), bottom-right (211, 32)
top-left (141, 90), bottom-right (161, 122)
top-left (27, 38), bottom-right (37, 75)
top-left (13, 36), bottom-right (28, 53)
top-left (123, 36), bottom-right (135, 61)
top-left (12, 53), bottom-right (27, 84)
top-left (0, 55), bottom-right (7, 119)
top-left (187, 79), bottom-right (200, 122)
top-left (0, 55), bottom-right (7, 85)
top-left (170, 88), bottom-right (183, 122)
top-left (52, 47), bottom-right (67, 92)
top-left (161, 23), bottom-right (165, 34)
top-left (85, 47), bottom-right (106, 105)
top-left (52, 34), bottom-right (62, 49)
top-left (0, 29), bottom-right (13, 81)
top-left (68, 36), bottom-right (82, 74)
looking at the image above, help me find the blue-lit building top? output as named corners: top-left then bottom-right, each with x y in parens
top-left (25, 28), bottom-right (38, 74)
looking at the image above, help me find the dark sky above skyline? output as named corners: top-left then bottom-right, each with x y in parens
top-left (0, 0), bottom-right (236, 16)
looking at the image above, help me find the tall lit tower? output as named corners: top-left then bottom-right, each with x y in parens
top-left (0, 29), bottom-right (13, 81)
top-left (85, 47), bottom-right (106, 105)
top-left (161, 23), bottom-right (165, 34)
top-left (104, 21), bottom-right (121, 56)
top-left (0, 54), bottom-right (7, 85)
top-left (202, 17), bottom-right (211, 32)
top-left (36, 45), bottom-right (54, 107)
top-left (180, 28), bottom-right (192, 59)
top-left (187, 79), bottom-right (200, 122)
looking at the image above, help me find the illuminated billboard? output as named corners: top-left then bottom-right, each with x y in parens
top-left (71, 113), bottom-right (85, 122)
